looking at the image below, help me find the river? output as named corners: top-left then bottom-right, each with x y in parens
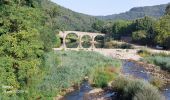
top-left (63, 60), bottom-right (170, 100)
top-left (122, 60), bottom-right (170, 100)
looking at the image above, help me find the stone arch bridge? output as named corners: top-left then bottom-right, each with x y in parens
top-left (58, 31), bottom-right (105, 49)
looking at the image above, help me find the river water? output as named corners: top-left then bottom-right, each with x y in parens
top-left (63, 81), bottom-right (92, 100)
top-left (63, 61), bottom-right (170, 100)
top-left (122, 60), bottom-right (170, 100)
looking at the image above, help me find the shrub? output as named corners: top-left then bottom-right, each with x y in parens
top-left (111, 77), bottom-right (165, 100)
top-left (137, 49), bottom-right (151, 57)
top-left (120, 43), bottom-right (134, 49)
top-left (150, 76), bottom-right (165, 89)
top-left (145, 55), bottom-right (170, 72)
top-left (93, 67), bottom-right (118, 88)
top-left (133, 85), bottom-right (165, 100)
top-left (132, 30), bottom-right (147, 44)
top-left (104, 41), bottom-right (134, 49)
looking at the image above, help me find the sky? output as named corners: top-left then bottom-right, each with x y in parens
top-left (51, 0), bottom-right (170, 16)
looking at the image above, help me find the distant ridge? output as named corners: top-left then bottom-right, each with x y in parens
top-left (96, 3), bottom-right (169, 20)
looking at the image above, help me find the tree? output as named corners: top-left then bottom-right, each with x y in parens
top-left (132, 16), bottom-right (156, 45)
top-left (111, 20), bottom-right (132, 39)
top-left (165, 4), bottom-right (170, 15)
top-left (0, 1), bottom-right (59, 98)
top-left (132, 30), bottom-right (147, 44)
top-left (155, 15), bottom-right (170, 49)
top-left (92, 20), bottom-right (105, 32)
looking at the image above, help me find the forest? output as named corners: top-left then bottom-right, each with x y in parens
top-left (92, 4), bottom-right (170, 49)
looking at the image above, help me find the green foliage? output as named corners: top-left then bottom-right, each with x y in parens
top-left (132, 30), bottom-right (147, 43)
top-left (155, 15), bottom-right (170, 49)
top-left (0, 0), bottom-right (60, 99)
top-left (165, 4), bottom-right (170, 15)
top-left (93, 67), bottom-right (118, 88)
top-left (41, 0), bottom-right (98, 32)
top-left (150, 76), bottom-right (165, 89)
top-left (95, 13), bottom-right (170, 49)
top-left (104, 41), bottom-right (134, 49)
top-left (133, 86), bottom-right (165, 100)
top-left (112, 77), bottom-right (165, 100)
top-left (131, 16), bottom-right (157, 45)
top-left (0, 30), bottom-right (44, 99)
top-left (133, 16), bottom-right (155, 31)
top-left (82, 35), bottom-right (92, 48)
top-left (112, 20), bottom-right (132, 36)
top-left (92, 20), bottom-right (105, 32)
top-left (137, 49), bottom-right (151, 57)
top-left (139, 50), bottom-right (170, 72)
top-left (145, 55), bottom-right (170, 72)
top-left (38, 51), bottom-right (121, 98)
top-left (94, 71), bottom-right (112, 88)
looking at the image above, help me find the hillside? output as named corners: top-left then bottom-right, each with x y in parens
top-left (97, 3), bottom-right (168, 20)
top-left (40, 0), bottom-right (98, 32)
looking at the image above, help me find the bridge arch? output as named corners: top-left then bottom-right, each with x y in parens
top-left (58, 31), bottom-right (105, 49)
top-left (81, 35), bottom-right (92, 48)
top-left (94, 35), bottom-right (105, 48)
top-left (65, 33), bottom-right (79, 48)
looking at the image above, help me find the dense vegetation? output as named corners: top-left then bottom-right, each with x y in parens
top-left (0, 0), bottom-right (98, 99)
top-left (92, 4), bottom-right (170, 49)
top-left (34, 51), bottom-right (121, 99)
top-left (146, 55), bottom-right (170, 72)
top-left (138, 50), bottom-right (170, 72)
top-left (0, 0), bottom-right (57, 99)
top-left (104, 41), bottom-right (134, 49)
top-left (97, 4), bottom-right (168, 20)
top-left (40, 0), bottom-right (98, 32)
top-left (112, 77), bottom-right (165, 100)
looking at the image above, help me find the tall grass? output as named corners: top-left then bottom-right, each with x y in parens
top-left (38, 51), bottom-right (121, 98)
top-left (145, 56), bottom-right (170, 72)
top-left (112, 77), bottom-right (165, 100)
top-left (138, 49), bottom-right (170, 72)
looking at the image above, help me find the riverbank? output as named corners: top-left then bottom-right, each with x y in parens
top-left (127, 59), bottom-right (170, 83)
top-left (53, 50), bottom-right (170, 100)
top-left (58, 60), bottom-right (168, 100)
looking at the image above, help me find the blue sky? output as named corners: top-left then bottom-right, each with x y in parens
top-left (51, 0), bottom-right (170, 16)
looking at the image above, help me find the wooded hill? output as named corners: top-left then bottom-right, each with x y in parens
top-left (40, 0), bottom-right (98, 32)
top-left (97, 3), bottom-right (168, 20)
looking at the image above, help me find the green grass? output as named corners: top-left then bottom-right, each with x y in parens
top-left (138, 49), bottom-right (170, 72)
top-left (112, 77), bottom-right (165, 100)
top-left (145, 56), bottom-right (170, 72)
top-left (93, 67), bottom-right (119, 88)
top-left (37, 51), bottom-right (121, 98)
top-left (1, 51), bottom-right (121, 100)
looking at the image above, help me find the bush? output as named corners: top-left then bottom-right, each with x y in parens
top-left (139, 50), bottom-right (170, 72)
top-left (93, 67), bottom-right (119, 88)
top-left (137, 49), bottom-right (151, 57)
top-left (132, 30), bottom-right (147, 44)
top-left (104, 41), bottom-right (134, 49)
top-left (133, 85), bottom-right (165, 100)
top-left (150, 76), bottom-right (165, 89)
top-left (111, 77), bottom-right (165, 100)
top-left (145, 55), bottom-right (170, 72)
